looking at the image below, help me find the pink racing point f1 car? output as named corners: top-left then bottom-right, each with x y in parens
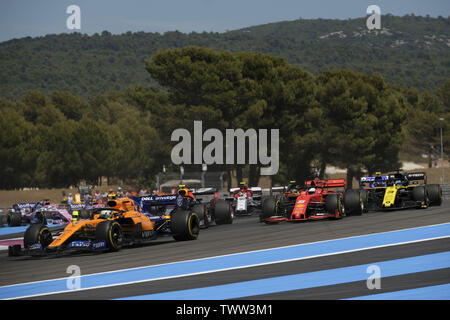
top-left (6, 201), bottom-right (103, 227)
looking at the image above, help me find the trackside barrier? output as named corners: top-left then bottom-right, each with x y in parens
top-left (441, 184), bottom-right (450, 200)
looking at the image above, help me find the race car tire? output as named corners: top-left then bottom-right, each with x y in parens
top-left (23, 224), bottom-right (53, 249)
top-left (95, 220), bottom-right (123, 251)
top-left (412, 186), bottom-right (429, 208)
top-left (193, 204), bottom-right (208, 226)
top-left (172, 210), bottom-right (200, 241)
top-left (260, 197), bottom-right (280, 222)
top-left (7, 211), bottom-right (22, 227)
top-left (426, 184), bottom-right (442, 206)
top-left (34, 211), bottom-right (47, 225)
top-left (344, 189), bottom-right (364, 216)
top-left (326, 194), bottom-right (344, 218)
top-left (360, 189), bottom-right (369, 213)
top-left (214, 200), bottom-right (233, 225)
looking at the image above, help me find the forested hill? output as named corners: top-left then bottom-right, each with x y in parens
top-left (1, 14), bottom-right (449, 100)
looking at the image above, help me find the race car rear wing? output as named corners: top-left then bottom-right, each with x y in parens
top-left (270, 186), bottom-right (286, 194)
top-left (191, 187), bottom-right (219, 202)
top-left (269, 179), bottom-right (347, 194)
top-left (360, 175), bottom-right (389, 187)
top-left (68, 203), bottom-right (86, 210)
top-left (130, 195), bottom-right (179, 213)
top-left (306, 179), bottom-right (347, 189)
top-left (226, 187), bottom-right (262, 200)
top-left (404, 172), bottom-right (427, 184)
top-left (12, 202), bottom-right (40, 214)
top-left (229, 187), bottom-right (262, 194)
top-left (191, 187), bottom-right (217, 195)
top-left (324, 179), bottom-right (346, 188)
top-left (360, 176), bottom-right (389, 182)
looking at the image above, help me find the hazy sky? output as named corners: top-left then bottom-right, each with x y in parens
top-left (1, 0), bottom-right (449, 42)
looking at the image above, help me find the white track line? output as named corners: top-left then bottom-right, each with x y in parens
top-left (2, 222), bottom-right (450, 299)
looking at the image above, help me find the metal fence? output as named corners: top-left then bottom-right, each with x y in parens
top-left (441, 184), bottom-right (450, 200)
top-left (158, 171), bottom-right (226, 193)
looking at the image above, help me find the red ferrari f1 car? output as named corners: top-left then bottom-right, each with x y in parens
top-left (260, 178), bottom-right (364, 223)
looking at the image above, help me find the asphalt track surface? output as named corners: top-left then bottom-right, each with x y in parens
top-left (0, 201), bottom-right (449, 300)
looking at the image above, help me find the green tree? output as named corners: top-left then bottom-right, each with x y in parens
top-left (34, 121), bottom-right (83, 188)
top-left (0, 99), bottom-right (38, 189)
top-left (51, 91), bottom-right (89, 121)
top-left (315, 70), bottom-right (406, 187)
top-left (146, 46), bottom-right (317, 187)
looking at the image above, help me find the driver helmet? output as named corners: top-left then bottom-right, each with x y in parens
top-left (395, 179), bottom-right (402, 186)
top-left (178, 185), bottom-right (188, 196)
top-left (99, 210), bottom-right (112, 219)
top-left (374, 175), bottom-right (384, 187)
top-left (287, 180), bottom-right (297, 191)
top-left (308, 187), bottom-right (316, 194)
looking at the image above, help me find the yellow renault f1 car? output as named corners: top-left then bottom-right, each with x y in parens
top-left (359, 171), bottom-right (442, 211)
top-left (8, 197), bottom-right (200, 256)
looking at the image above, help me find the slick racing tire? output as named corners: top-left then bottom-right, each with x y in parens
top-left (95, 220), bottom-right (123, 251)
top-left (426, 184), bottom-right (442, 206)
top-left (412, 186), bottom-right (429, 209)
top-left (343, 189), bottom-right (364, 216)
top-left (34, 212), bottom-right (47, 225)
top-left (7, 211), bottom-right (22, 227)
top-left (326, 194), bottom-right (344, 219)
top-left (172, 210), bottom-right (200, 241)
top-left (193, 204), bottom-right (208, 226)
top-left (360, 189), bottom-right (369, 213)
top-left (214, 200), bottom-right (233, 225)
top-left (23, 224), bottom-right (53, 249)
top-left (260, 197), bottom-right (280, 223)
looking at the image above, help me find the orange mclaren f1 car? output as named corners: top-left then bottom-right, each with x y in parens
top-left (8, 197), bottom-right (200, 256)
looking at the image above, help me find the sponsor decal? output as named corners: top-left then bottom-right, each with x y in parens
top-left (92, 240), bottom-right (107, 250)
top-left (16, 203), bottom-right (33, 208)
top-left (68, 241), bottom-right (90, 248)
top-left (141, 230), bottom-right (153, 238)
top-left (142, 195), bottom-right (178, 202)
top-left (29, 243), bottom-right (43, 250)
